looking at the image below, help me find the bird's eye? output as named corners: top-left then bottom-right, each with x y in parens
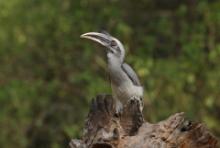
top-left (110, 40), bottom-right (117, 47)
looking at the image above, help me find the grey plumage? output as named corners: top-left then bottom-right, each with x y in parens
top-left (81, 32), bottom-right (144, 113)
top-left (121, 63), bottom-right (141, 86)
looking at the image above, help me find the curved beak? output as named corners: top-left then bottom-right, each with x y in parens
top-left (80, 32), bottom-right (111, 48)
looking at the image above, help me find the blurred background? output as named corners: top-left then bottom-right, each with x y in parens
top-left (0, 0), bottom-right (219, 147)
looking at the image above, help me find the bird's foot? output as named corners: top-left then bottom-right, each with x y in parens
top-left (114, 101), bottom-right (123, 118)
top-left (114, 110), bottom-right (122, 118)
top-left (128, 96), bottom-right (143, 112)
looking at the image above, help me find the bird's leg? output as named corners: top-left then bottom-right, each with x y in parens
top-left (115, 100), bottom-right (123, 117)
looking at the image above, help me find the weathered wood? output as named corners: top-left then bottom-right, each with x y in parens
top-left (69, 94), bottom-right (219, 148)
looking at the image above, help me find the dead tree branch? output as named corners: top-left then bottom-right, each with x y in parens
top-left (69, 94), bottom-right (218, 148)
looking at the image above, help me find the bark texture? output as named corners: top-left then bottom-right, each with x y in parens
top-left (69, 94), bottom-right (218, 148)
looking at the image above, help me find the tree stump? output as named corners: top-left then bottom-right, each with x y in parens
top-left (69, 94), bottom-right (219, 148)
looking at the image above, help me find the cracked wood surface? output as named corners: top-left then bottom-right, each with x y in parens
top-left (69, 94), bottom-right (218, 148)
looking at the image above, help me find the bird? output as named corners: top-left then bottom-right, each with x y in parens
top-left (80, 31), bottom-right (144, 114)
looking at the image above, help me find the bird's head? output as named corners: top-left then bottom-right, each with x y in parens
top-left (80, 32), bottom-right (125, 63)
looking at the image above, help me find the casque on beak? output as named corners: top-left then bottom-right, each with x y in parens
top-left (80, 32), bottom-right (111, 49)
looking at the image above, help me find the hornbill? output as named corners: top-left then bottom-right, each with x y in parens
top-left (81, 32), bottom-right (143, 114)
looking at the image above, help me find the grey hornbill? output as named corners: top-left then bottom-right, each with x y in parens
top-left (81, 32), bottom-right (144, 114)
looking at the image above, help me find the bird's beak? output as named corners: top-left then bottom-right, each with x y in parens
top-left (80, 32), bottom-right (111, 48)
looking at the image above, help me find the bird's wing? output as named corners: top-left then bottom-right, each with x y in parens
top-left (121, 63), bottom-right (141, 86)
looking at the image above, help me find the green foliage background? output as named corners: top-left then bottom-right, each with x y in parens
top-left (0, 0), bottom-right (219, 147)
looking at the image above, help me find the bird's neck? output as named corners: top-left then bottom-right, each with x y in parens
top-left (108, 59), bottom-right (122, 70)
top-left (108, 63), bottom-right (122, 86)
